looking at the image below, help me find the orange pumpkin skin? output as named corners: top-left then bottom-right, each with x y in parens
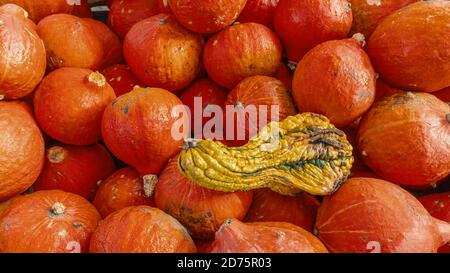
top-left (101, 64), bottom-right (144, 97)
top-left (155, 157), bottom-right (253, 240)
top-left (292, 38), bottom-right (376, 128)
top-left (169, 0), bottom-right (247, 34)
top-left (275, 63), bottom-right (292, 91)
top-left (89, 206), bottom-right (197, 253)
top-left (203, 23), bottom-right (282, 89)
top-left (33, 144), bottom-right (116, 201)
top-left (102, 87), bottom-right (187, 175)
top-left (0, 190), bottom-right (101, 253)
top-left (37, 14), bottom-right (104, 70)
top-left (108, 0), bottom-right (162, 39)
top-left (273, 0), bottom-right (352, 62)
top-left (357, 92), bottom-right (450, 186)
top-left (0, 0), bottom-right (74, 22)
top-left (238, 0), bottom-right (279, 28)
top-left (34, 68), bottom-right (116, 146)
top-left (0, 4), bottom-right (46, 100)
top-left (224, 75), bottom-right (297, 146)
top-left (349, 0), bottom-right (418, 38)
top-left (83, 18), bottom-right (123, 69)
top-left (0, 101), bottom-right (44, 202)
top-left (93, 167), bottom-right (155, 218)
top-left (316, 178), bottom-right (450, 253)
top-left (367, 1), bottom-right (450, 92)
top-left (434, 87), bottom-right (450, 103)
top-left (124, 14), bottom-right (204, 93)
top-left (210, 219), bottom-right (328, 253)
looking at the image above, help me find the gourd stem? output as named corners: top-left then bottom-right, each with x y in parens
top-left (88, 71), bottom-right (106, 87)
top-left (47, 146), bottom-right (67, 163)
top-left (51, 202), bottom-right (66, 216)
top-left (143, 175), bottom-right (158, 198)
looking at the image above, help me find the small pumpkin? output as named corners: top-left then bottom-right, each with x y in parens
top-left (33, 144), bottom-right (116, 201)
top-left (169, 0), bottom-right (247, 34)
top-left (0, 190), bottom-right (101, 253)
top-left (37, 14), bottom-right (104, 70)
top-left (209, 219), bottom-right (328, 253)
top-left (0, 101), bottom-right (44, 202)
top-left (124, 14), bottom-right (204, 93)
top-left (273, 0), bottom-right (352, 62)
top-left (34, 68), bottom-right (116, 146)
top-left (101, 64), bottom-right (144, 97)
top-left (245, 189), bottom-right (319, 232)
top-left (89, 206), bottom-right (197, 253)
top-left (155, 157), bottom-right (254, 240)
top-left (204, 22), bottom-right (282, 89)
top-left (93, 167), bottom-right (156, 218)
top-left (0, 0), bottom-right (74, 22)
top-left (0, 4), bottom-right (46, 100)
top-left (367, 1), bottom-right (450, 92)
top-left (357, 92), bottom-right (450, 187)
top-left (238, 0), bottom-right (280, 28)
top-left (315, 177), bottom-right (450, 253)
top-left (292, 37), bottom-right (376, 128)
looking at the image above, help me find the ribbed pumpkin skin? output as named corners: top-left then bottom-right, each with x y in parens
top-left (33, 144), bottom-right (116, 201)
top-left (0, 101), bottom-right (44, 202)
top-left (101, 64), bottom-right (144, 97)
top-left (273, 0), bottom-right (352, 62)
top-left (0, 0), bottom-right (74, 22)
top-left (316, 178), bottom-right (450, 253)
top-left (292, 38), bottom-right (376, 128)
top-left (245, 189), bottom-right (319, 232)
top-left (367, 1), bottom-right (450, 92)
top-left (37, 14), bottom-right (104, 70)
top-left (0, 4), bottom-right (46, 100)
top-left (203, 23), bottom-right (282, 89)
top-left (357, 92), bottom-right (450, 187)
top-left (93, 167), bottom-right (155, 218)
top-left (238, 0), bottom-right (280, 28)
top-left (155, 157), bottom-right (254, 240)
top-left (169, 0), bottom-right (247, 34)
top-left (89, 206), bottom-right (197, 253)
top-left (124, 14), bottom-right (204, 93)
top-left (34, 68), bottom-right (116, 146)
top-left (210, 219), bottom-right (328, 253)
top-left (0, 190), bottom-right (101, 253)
top-left (101, 87), bottom-right (187, 175)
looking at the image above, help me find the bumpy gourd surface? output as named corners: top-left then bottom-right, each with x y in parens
top-left (178, 113), bottom-right (354, 196)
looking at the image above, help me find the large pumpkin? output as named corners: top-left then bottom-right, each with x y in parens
top-left (292, 37), bottom-right (376, 128)
top-left (33, 144), bottom-right (116, 201)
top-left (89, 206), bottom-right (197, 253)
top-left (93, 167), bottom-right (155, 218)
top-left (0, 190), bottom-right (101, 253)
top-left (209, 219), bottom-right (328, 253)
top-left (273, 0), bottom-right (352, 62)
top-left (238, 0), bottom-right (280, 28)
top-left (101, 64), bottom-right (144, 97)
top-left (154, 157), bottom-right (254, 240)
top-left (124, 14), bottom-right (203, 93)
top-left (37, 14), bottom-right (104, 70)
top-left (34, 68), bottom-right (116, 146)
top-left (367, 1), bottom-right (450, 92)
top-left (0, 101), bottom-right (44, 202)
top-left (0, 0), bottom-right (74, 22)
top-left (0, 4), bottom-right (46, 100)
top-left (357, 92), bottom-right (450, 187)
top-left (102, 87), bottom-right (187, 175)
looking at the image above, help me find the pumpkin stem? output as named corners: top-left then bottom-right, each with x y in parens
top-left (88, 71), bottom-right (106, 87)
top-left (183, 138), bottom-right (200, 150)
top-left (47, 146), bottom-right (67, 163)
top-left (352, 33), bottom-right (366, 47)
top-left (434, 217), bottom-right (450, 246)
top-left (50, 202), bottom-right (66, 216)
top-left (235, 101), bottom-right (245, 109)
top-left (287, 61), bottom-right (297, 71)
top-left (143, 175), bottom-right (158, 198)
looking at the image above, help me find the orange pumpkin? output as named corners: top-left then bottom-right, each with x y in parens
top-left (357, 92), bottom-right (450, 187)
top-left (155, 157), bottom-right (253, 240)
top-left (37, 14), bottom-right (104, 70)
top-left (101, 64), bottom-right (144, 97)
top-left (0, 101), bottom-right (44, 202)
top-left (124, 14), bottom-right (204, 93)
top-left (367, 1), bottom-right (450, 92)
top-left (245, 189), bottom-right (319, 232)
top-left (292, 37), bottom-right (376, 128)
top-left (0, 4), bottom-right (46, 100)
top-left (33, 144), bottom-right (116, 201)
top-left (34, 68), bottom-right (116, 146)
top-left (316, 178), bottom-right (450, 253)
top-left (102, 87), bottom-right (187, 175)
top-left (0, 190), bottom-right (101, 253)
top-left (210, 219), bottom-right (328, 253)
top-left (89, 206), bottom-right (197, 253)
top-left (93, 167), bottom-right (155, 218)
top-left (203, 23), bottom-right (282, 89)
top-left (0, 0), bottom-right (74, 22)
top-left (238, 0), bottom-right (280, 28)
